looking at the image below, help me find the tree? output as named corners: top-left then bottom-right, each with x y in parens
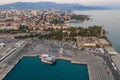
top-left (50, 19), bottom-right (64, 24)
top-left (18, 25), bottom-right (29, 32)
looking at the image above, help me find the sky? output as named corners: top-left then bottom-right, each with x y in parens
top-left (0, 0), bottom-right (120, 6)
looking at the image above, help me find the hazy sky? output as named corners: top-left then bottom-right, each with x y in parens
top-left (0, 0), bottom-right (120, 6)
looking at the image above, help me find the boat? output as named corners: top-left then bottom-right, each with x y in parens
top-left (40, 54), bottom-right (56, 64)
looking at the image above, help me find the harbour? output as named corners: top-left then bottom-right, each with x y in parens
top-left (0, 36), bottom-right (119, 80)
top-left (0, 48), bottom-right (114, 80)
top-left (0, 53), bottom-right (89, 80)
top-left (3, 56), bottom-right (89, 80)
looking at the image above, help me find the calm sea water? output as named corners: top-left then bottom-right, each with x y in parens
top-left (70, 10), bottom-right (120, 53)
top-left (3, 57), bottom-right (89, 80)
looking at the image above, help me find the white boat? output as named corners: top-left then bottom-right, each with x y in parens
top-left (40, 54), bottom-right (56, 64)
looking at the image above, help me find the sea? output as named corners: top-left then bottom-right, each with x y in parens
top-left (3, 57), bottom-right (89, 80)
top-left (70, 10), bottom-right (120, 53)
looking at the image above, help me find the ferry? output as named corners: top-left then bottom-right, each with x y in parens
top-left (40, 54), bottom-right (56, 64)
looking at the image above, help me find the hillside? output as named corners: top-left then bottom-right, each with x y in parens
top-left (0, 2), bottom-right (108, 10)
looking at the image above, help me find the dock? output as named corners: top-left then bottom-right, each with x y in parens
top-left (0, 51), bottom-right (113, 80)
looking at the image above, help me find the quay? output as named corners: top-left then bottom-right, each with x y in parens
top-left (0, 52), bottom-right (114, 80)
top-left (0, 53), bottom-right (109, 80)
top-left (57, 56), bottom-right (87, 64)
top-left (0, 39), bottom-right (30, 80)
top-left (24, 53), bottom-right (113, 80)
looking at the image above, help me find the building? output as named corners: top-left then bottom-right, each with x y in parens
top-left (0, 26), bottom-right (18, 30)
top-left (84, 43), bottom-right (96, 47)
top-left (77, 36), bottom-right (97, 47)
top-left (98, 39), bottom-right (110, 47)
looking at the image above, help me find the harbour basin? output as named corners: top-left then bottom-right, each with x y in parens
top-left (3, 57), bottom-right (89, 80)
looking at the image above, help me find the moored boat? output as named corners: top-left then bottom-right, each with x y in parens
top-left (40, 54), bottom-right (56, 64)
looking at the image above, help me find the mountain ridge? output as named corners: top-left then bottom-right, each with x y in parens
top-left (0, 2), bottom-right (109, 10)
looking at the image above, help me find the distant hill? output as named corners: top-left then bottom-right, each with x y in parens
top-left (0, 2), bottom-right (109, 10)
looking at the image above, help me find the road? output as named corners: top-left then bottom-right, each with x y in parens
top-left (103, 54), bottom-right (120, 80)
